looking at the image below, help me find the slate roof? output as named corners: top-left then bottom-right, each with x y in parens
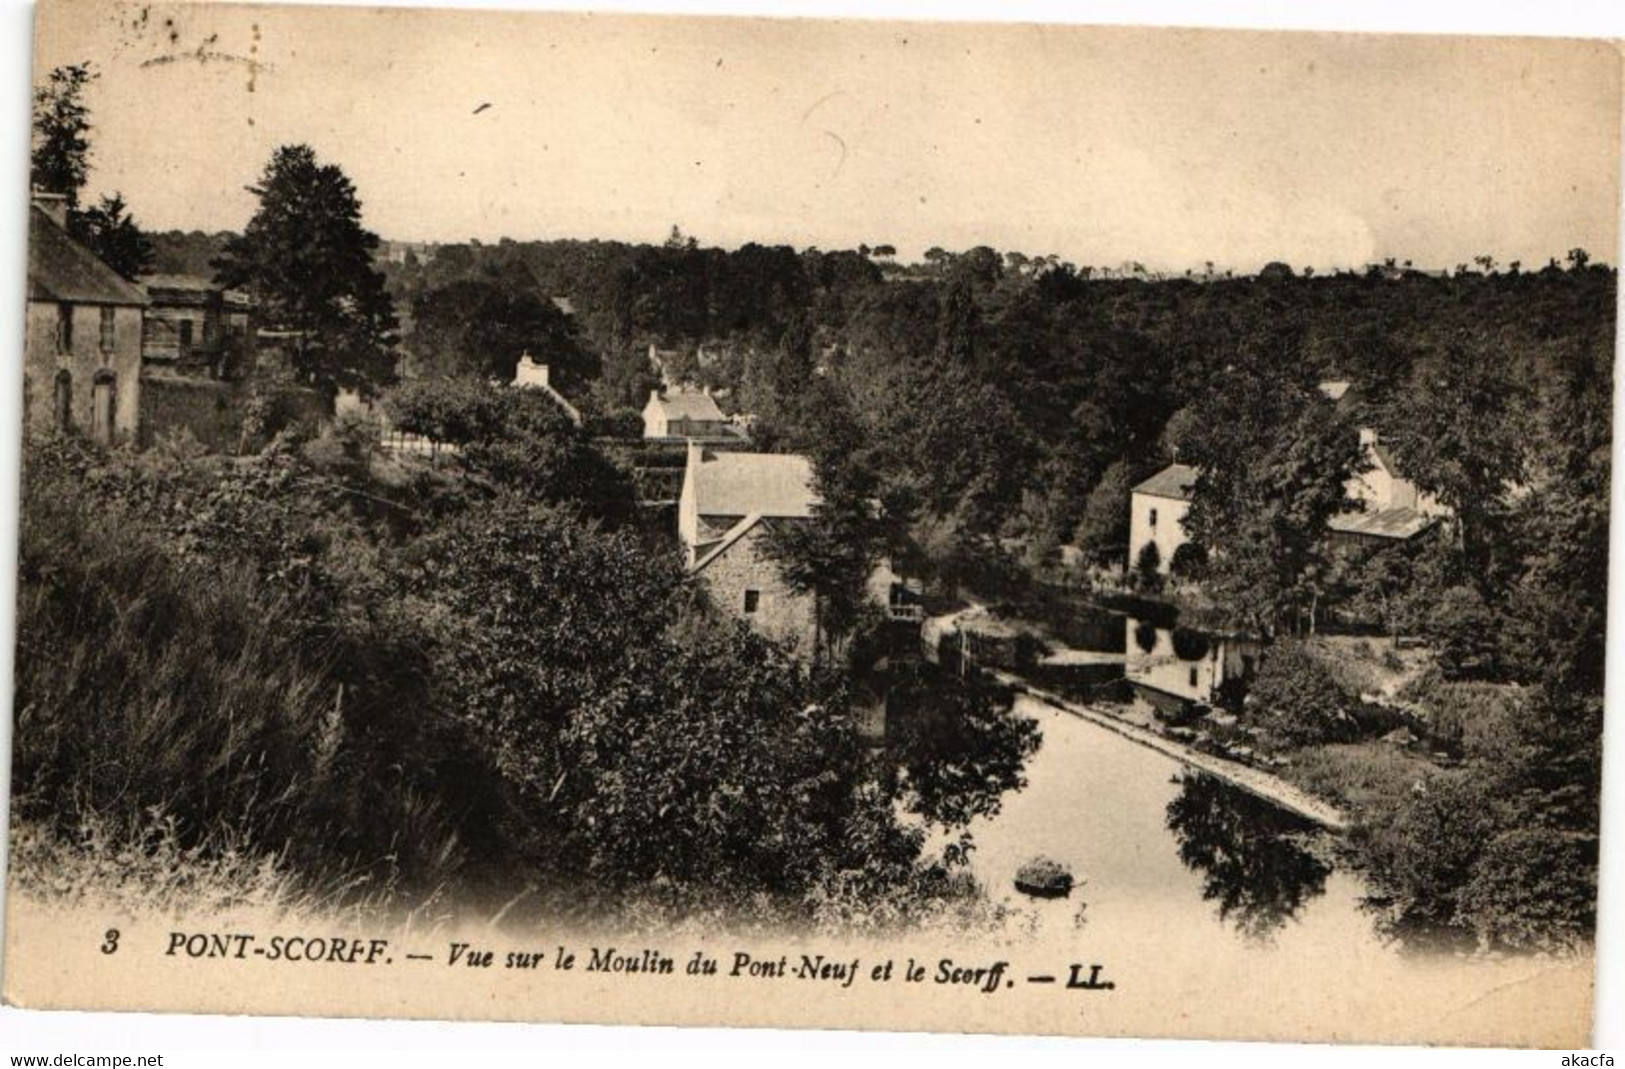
top-left (652, 388), bottom-right (727, 423)
top-left (1328, 506), bottom-right (1439, 541)
top-left (1132, 463), bottom-right (1199, 502)
top-left (27, 205), bottom-right (148, 306)
top-left (690, 450), bottom-right (817, 519)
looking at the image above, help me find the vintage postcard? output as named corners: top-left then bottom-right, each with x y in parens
top-left (4, 0), bottom-right (1618, 1048)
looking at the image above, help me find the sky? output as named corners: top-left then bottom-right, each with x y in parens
top-left (30, 0), bottom-right (1625, 272)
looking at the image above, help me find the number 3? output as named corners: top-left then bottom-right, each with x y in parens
top-left (100, 929), bottom-right (120, 955)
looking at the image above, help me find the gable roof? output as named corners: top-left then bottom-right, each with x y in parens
top-left (1132, 463), bottom-right (1199, 502)
top-left (28, 205), bottom-right (148, 306)
top-left (689, 450), bottom-right (816, 519)
top-left (651, 388), bottom-right (726, 423)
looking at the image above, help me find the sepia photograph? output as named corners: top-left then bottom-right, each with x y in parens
top-left (2, 0), bottom-right (1620, 1053)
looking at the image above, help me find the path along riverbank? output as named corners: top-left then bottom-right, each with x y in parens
top-left (991, 670), bottom-right (1351, 832)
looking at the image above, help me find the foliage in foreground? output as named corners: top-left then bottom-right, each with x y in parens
top-left (12, 431), bottom-right (1008, 931)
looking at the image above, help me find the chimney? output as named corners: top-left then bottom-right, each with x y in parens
top-left (1358, 427), bottom-right (1378, 447)
top-left (31, 190), bottom-right (69, 228)
top-left (650, 388), bottom-right (662, 405)
top-left (513, 351), bottom-right (551, 389)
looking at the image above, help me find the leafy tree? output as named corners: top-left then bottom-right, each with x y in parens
top-left (1386, 344), bottom-right (1526, 584)
top-left (1168, 541), bottom-right (1209, 581)
top-left (1425, 585), bottom-right (1499, 679)
top-left (71, 193), bottom-right (155, 281)
top-left (766, 378), bottom-right (891, 663)
top-left (1071, 460), bottom-right (1137, 565)
top-left (213, 145), bottom-right (399, 397)
top-left (1180, 349), bottom-right (1366, 635)
top-left (31, 64), bottom-right (156, 281)
top-left (410, 278), bottom-right (594, 387)
top-left (384, 377), bottom-right (634, 523)
top-left (1245, 641), bottom-right (1358, 745)
top-left (30, 63), bottom-right (96, 207)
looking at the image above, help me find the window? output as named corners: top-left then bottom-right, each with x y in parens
top-left (743, 589), bottom-right (760, 614)
top-left (53, 369), bottom-right (72, 432)
top-left (99, 306), bottom-right (116, 351)
top-left (178, 319), bottom-right (194, 350)
top-left (1189, 666), bottom-right (1199, 688)
top-left (1149, 507), bottom-right (1158, 527)
top-left (56, 303), bottom-right (73, 352)
top-left (91, 370), bottom-right (116, 445)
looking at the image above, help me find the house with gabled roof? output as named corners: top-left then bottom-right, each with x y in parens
top-left (138, 273), bottom-right (253, 372)
top-left (25, 193), bottom-right (148, 444)
top-left (680, 444), bottom-right (919, 661)
top-left (1128, 463), bottom-right (1199, 575)
top-left (679, 446), bottom-right (816, 564)
top-left (643, 386), bottom-right (745, 441)
top-left (1127, 408), bottom-right (1449, 573)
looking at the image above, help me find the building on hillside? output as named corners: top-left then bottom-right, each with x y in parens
top-left (1326, 429), bottom-right (1449, 547)
top-left (679, 444), bottom-right (920, 661)
top-left (24, 193), bottom-right (147, 444)
top-left (679, 446), bottom-right (817, 566)
top-left (1127, 427), bottom-right (1449, 573)
top-left (139, 273), bottom-right (253, 374)
top-left (1128, 463), bottom-right (1198, 574)
top-left (513, 353), bottom-right (583, 426)
top-left (643, 386), bottom-right (744, 441)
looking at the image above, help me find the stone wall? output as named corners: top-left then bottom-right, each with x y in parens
top-left (140, 373), bottom-right (328, 453)
top-left (695, 520), bottom-right (817, 659)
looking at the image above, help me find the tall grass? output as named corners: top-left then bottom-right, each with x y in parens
top-left (11, 462), bottom-right (478, 909)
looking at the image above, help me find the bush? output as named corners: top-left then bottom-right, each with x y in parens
top-left (1426, 585), bottom-right (1500, 679)
top-left (1351, 685), bottom-right (1601, 950)
top-left (1133, 540), bottom-right (1163, 592)
top-left (1169, 541), bottom-right (1209, 581)
top-left (1245, 640), bottom-right (1359, 745)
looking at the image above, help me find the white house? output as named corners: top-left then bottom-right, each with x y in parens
top-left (642, 386), bottom-right (739, 441)
top-left (1325, 429), bottom-right (1449, 545)
top-left (1128, 428), bottom-right (1448, 572)
top-left (1128, 463), bottom-right (1198, 574)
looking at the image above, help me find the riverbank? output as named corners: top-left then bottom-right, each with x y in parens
top-left (991, 670), bottom-right (1351, 831)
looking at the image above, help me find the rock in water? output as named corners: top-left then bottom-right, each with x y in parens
top-left (1015, 856), bottom-right (1074, 898)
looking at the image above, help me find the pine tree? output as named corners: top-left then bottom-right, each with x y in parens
top-left (213, 144), bottom-right (399, 396)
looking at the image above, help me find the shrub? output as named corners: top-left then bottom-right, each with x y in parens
top-left (1133, 540), bottom-right (1163, 592)
top-left (1426, 585), bottom-right (1500, 679)
top-left (1169, 541), bottom-right (1209, 581)
top-left (1245, 640), bottom-right (1359, 745)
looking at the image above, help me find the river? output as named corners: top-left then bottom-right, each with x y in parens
top-left (962, 695), bottom-right (1377, 953)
